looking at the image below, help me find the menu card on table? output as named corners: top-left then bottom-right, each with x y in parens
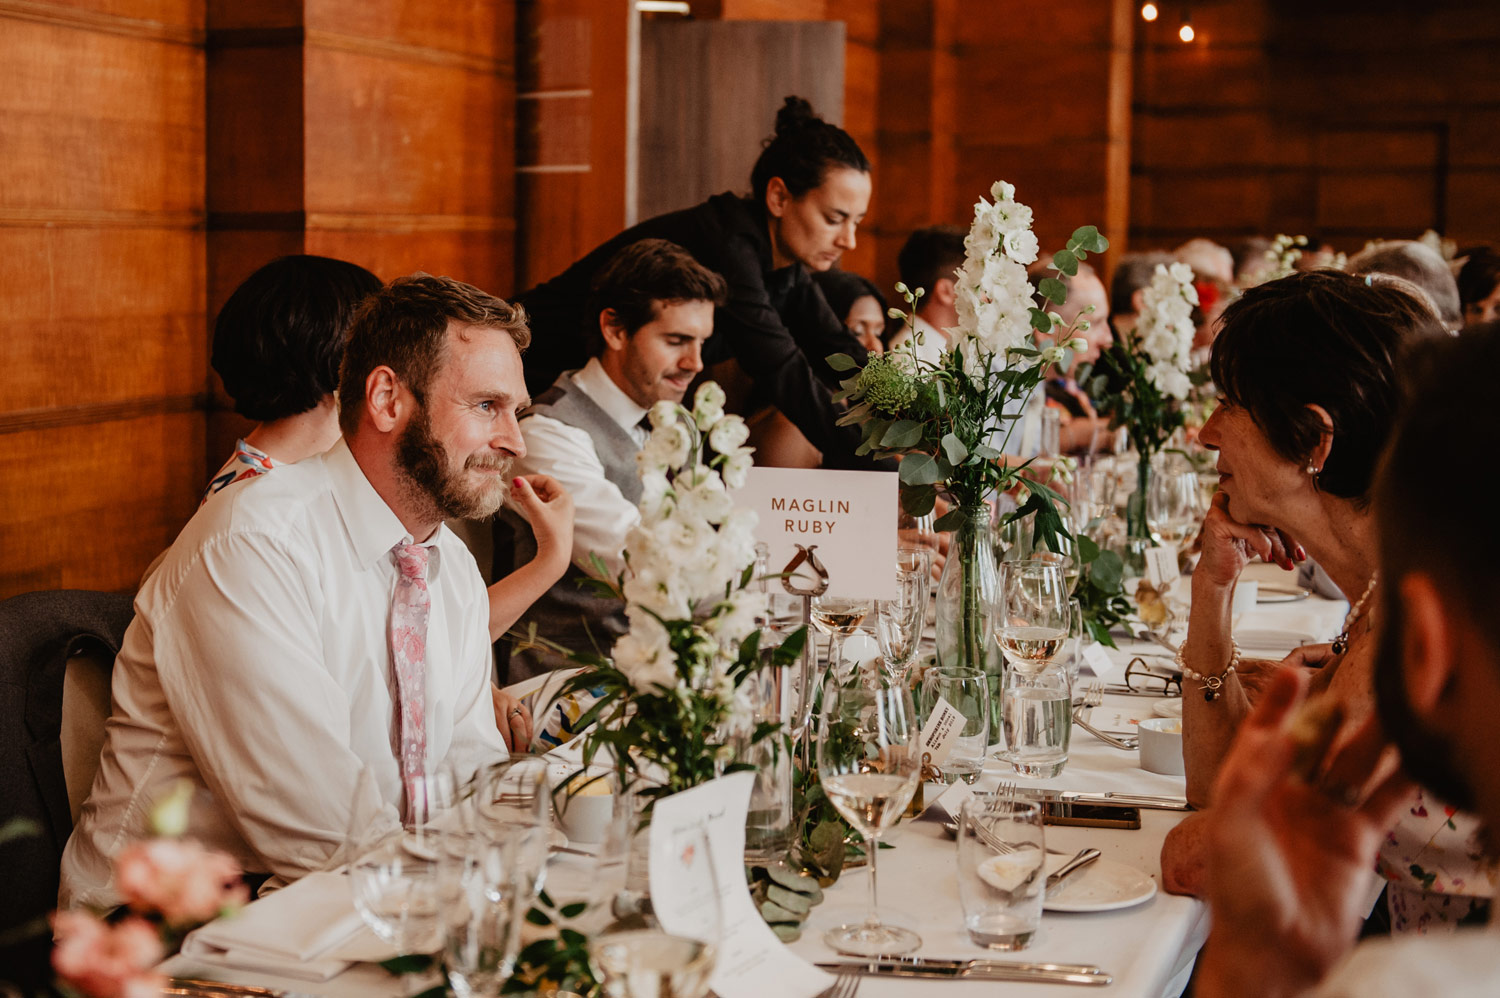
top-left (649, 773), bottom-right (833, 998)
top-left (737, 467), bottom-right (899, 599)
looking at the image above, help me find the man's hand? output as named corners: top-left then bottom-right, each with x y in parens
top-left (511, 474), bottom-right (574, 576)
top-left (491, 684), bottom-right (534, 752)
top-left (1197, 492), bottom-right (1304, 589)
top-left (1195, 668), bottom-right (1411, 998)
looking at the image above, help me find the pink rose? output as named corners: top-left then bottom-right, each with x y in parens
top-left (115, 838), bottom-right (248, 926)
top-left (51, 911), bottom-right (165, 998)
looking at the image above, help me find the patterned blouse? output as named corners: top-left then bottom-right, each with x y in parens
top-left (1377, 788), bottom-right (1496, 933)
top-left (201, 439), bottom-right (280, 505)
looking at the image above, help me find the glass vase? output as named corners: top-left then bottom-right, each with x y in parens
top-left (1124, 451), bottom-right (1154, 577)
top-left (934, 503), bottom-right (1002, 732)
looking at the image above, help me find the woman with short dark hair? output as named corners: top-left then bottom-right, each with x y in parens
top-left (1160, 270), bottom-right (1492, 933)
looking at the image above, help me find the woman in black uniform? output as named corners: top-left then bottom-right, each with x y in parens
top-left (515, 96), bottom-right (880, 470)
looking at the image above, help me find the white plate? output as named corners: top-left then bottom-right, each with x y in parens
top-left (1234, 628), bottom-right (1319, 656)
top-left (1043, 856), bottom-right (1158, 912)
top-left (1152, 698), bottom-right (1183, 719)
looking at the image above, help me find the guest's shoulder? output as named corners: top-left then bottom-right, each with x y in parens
top-left (1315, 926), bottom-right (1500, 996)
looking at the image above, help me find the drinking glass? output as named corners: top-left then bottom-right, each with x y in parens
top-left (470, 757), bottom-right (551, 902)
top-left (1002, 661), bottom-right (1073, 779)
top-left (588, 824), bottom-right (722, 998)
top-left (923, 667), bottom-right (990, 785)
top-left (348, 767), bottom-right (461, 992)
top-left (443, 832), bottom-right (527, 998)
top-left (876, 550), bottom-right (929, 684)
top-left (817, 677), bottom-right (923, 956)
top-left (810, 594), bottom-right (871, 679)
top-left (956, 797), bottom-right (1046, 950)
top-left (997, 561), bottom-right (1071, 679)
top-left (1062, 597), bottom-right (1085, 690)
top-left (1147, 465), bottom-right (1203, 546)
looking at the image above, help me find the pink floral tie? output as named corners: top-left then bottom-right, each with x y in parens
top-left (390, 542), bottom-right (431, 813)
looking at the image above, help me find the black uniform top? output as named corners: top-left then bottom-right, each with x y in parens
top-left (515, 192), bottom-right (879, 470)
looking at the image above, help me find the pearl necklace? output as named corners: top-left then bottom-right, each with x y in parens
top-left (1331, 572), bottom-right (1379, 656)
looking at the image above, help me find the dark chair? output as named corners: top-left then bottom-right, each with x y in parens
top-left (0, 589), bottom-right (134, 990)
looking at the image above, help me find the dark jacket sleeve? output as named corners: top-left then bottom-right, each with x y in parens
top-left (712, 230), bottom-right (885, 470)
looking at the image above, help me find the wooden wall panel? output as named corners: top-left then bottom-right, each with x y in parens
top-left (305, 0), bottom-right (513, 60)
top-left (0, 413), bottom-right (204, 596)
top-left (304, 229), bottom-right (516, 298)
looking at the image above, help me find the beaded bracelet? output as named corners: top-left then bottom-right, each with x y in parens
top-left (1176, 639), bottom-right (1240, 702)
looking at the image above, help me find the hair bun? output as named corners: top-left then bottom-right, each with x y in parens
top-left (774, 96), bottom-right (820, 135)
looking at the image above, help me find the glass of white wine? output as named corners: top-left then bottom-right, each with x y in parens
top-left (876, 549), bottom-right (929, 684)
top-left (588, 824), bottom-right (721, 998)
top-left (1147, 466), bottom-right (1203, 546)
top-left (997, 562), bottom-right (1074, 778)
top-left (998, 561), bottom-right (1071, 677)
top-left (817, 677), bottom-right (923, 957)
top-left (811, 594), bottom-right (871, 680)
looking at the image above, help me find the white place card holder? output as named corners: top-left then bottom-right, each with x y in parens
top-left (932, 777), bottom-right (976, 823)
top-left (649, 773), bottom-right (832, 998)
top-left (917, 695), bottom-right (967, 767)
top-left (737, 467), bottom-right (899, 600)
top-left (1145, 545), bottom-right (1181, 589)
top-left (1081, 641), bottom-right (1126, 686)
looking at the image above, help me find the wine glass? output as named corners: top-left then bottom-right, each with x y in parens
top-left (470, 757), bottom-right (551, 903)
top-left (876, 549), bottom-right (929, 684)
top-left (348, 767), bottom-right (460, 994)
top-left (816, 677), bottom-right (923, 956)
top-left (443, 832), bottom-right (527, 998)
top-left (588, 824), bottom-right (722, 998)
top-left (1147, 465), bottom-right (1203, 546)
top-left (997, 561), bottom-right (1071, 678)
top-left (810, 594), bottom-right (871, 680)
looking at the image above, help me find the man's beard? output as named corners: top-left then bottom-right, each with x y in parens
top-left (1373, 603), bottom-right (1477, 811)
top-left (396, 406), bottom-right (510, 521)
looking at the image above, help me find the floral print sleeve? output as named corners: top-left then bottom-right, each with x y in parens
top-left (1376, 788), bottom-right (1497, 933)
top-left (201, 439), bottom-right (280, 505)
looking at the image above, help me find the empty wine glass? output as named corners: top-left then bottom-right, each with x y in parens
top-left (470, 757), bottom-right (551, 903)
top-left (1147, 465), bottom-right (1203, 546)
top-left (817, 676), bottom-right (922, 956)
top-left (997, 561), bottom-right (1071, 678)
top-left (876, 549), bottom-right (929, 684)
top-left (443, 832), bottom-right (527, 998)
top-left (811, 594), bottom-right (871, 680)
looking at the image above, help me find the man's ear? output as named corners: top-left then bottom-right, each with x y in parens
top-left (1131, 287), bottom-right (1148, 315)
top-left (1399, 572), bottom-right (1458, 722)
top-left (364, 366), bottom-right (404, 433)
top-left (599, 309), bottom-right (630, 353)
top-left (931, 276), bottom-right (957, 307)
top-left (764, 176), bottom-right (791, 219)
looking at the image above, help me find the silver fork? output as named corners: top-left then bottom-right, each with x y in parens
top-left (825, 967), bottom-right (860, 998)
top-left (1073, 682), bottom-right (1140, 750)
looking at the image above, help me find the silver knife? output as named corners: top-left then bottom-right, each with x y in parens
top-left (816, 960), bottom-right (1112, 986)
top-left (1014, 788), bottom-right (1192, 811)
top-left (1045, 848), bottom-right (1102, 894)
top-left (168, 981), bottom-right (320, 998)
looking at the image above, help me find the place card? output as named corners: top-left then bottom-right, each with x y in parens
top-left (649, 773), bottom-right (832, 998)
top-left (737, 467), bottom-right (899, 599)
top-left (1081, 641), bottom-right (1126, 686)
top-left (1145, 544), bottom-right (1181, 589)
top-left (917, 695), bottom-right (967, 768)
top-left (930, 777), bottom-right (976, 823)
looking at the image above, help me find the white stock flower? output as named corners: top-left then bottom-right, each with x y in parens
top-left (991, 180), bottom-right (1016, 202)
top-left (693, 382), bottom-right (726, 430)
top-left (1168, 261), bottom-right (1195, 285)
top-left (641, 422), bottom-right (691, 472)
top-left (720, 447), bottom-right (753, 489)
top-left (1003, 227), bottom-right (1039, 266)
top-left (1134, 263), bottom-right (1195, 395)
top-left (612, 610), bottom-right (676, 692)
top-left (648, 400), bottom-right (679, 430)
top-left (707, 414), bottom-right (750, 454)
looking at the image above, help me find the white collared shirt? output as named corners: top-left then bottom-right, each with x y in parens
top-left (512, 357), bottom-right (647, 578)
top-left (60, 440), bottom-right (506, 908)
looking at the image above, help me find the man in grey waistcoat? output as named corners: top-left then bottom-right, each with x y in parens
top-left (496, 239), bottom-right (727, 681)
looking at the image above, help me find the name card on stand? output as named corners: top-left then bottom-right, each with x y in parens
top-left (737, 468), bottom-right (899, 599)
top-left (650, 773), bottom-right (832, 998)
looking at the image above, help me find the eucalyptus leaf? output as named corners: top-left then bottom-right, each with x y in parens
top-left (1038, 277), bottom-right (1068, 305)
top-left (932, 506), bottom-right (967, 533)
top-left (901, 484), bottom-right (937, 516)
top-left (1028, 306), bottom-right (1054, 333)
top-left (826, 352), bottom-right (859, 372)
top-left (881, 420), bottom-right (924, 449)
top-left (899, 452), bottom-right (943, 486)
top-left (1053, 249), bottom-right (1079, 277)
top-left (940, 433), bottom-right (969, 466)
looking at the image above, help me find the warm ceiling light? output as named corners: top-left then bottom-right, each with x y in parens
top-left (1141, 3), bottom-right (1159, 20)
top-left (1179, 21), bottom-right (1195, 42)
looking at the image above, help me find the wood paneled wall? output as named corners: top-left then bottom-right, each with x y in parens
top-left (1131, 0), bottom-right (1500, 252)
top-left (0, 0), bottom-right (208, 597)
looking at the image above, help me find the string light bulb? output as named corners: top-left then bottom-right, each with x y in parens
top-left (1179, 17), bottom-right (1195, 42)
top-left (1141, 2), bottom-right (1159, 20)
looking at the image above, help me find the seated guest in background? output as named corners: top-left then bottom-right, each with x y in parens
top-left (811, 267), bottom-right (887, 354)
top-left (1193, 326), bottom-right (1500, 997)
top-left (516, 96), bottom-right (881, 471)
top-left (61, 275), bottom-right (530, 908)
top-left (1230, 236), bottom-right (1274, 288)
top-left (1456, 247), bottom-right (1500, 327)
top-left (1161, 272), bottom-right (1493, 934)
top-left (205, 254), bottom-right (381, 499)
top-left (1108, 250), bottom-right (1175, 338)
top-left (1174, 237), bottom-right (1235, 287)
top-left (499, 240), bottom-right (725, 682)
top-left (1026, 258), bottom-right (1112, 453)
top-left (888, 224), bottom-right (966, 363)
top-left (1348, 240), bottom-right (1463, 333)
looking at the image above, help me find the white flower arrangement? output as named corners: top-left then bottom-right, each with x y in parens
top-left (952, 181), bottom-right (1045, 371)
top-left (1136, 262), bottom-right (1199, 400)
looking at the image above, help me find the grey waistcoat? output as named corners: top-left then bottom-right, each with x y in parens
top-left (494, 371), bottom-right (641, 683)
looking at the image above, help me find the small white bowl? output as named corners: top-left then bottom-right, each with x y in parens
top-left (1138, 718), bottom-right (1184, 776)
top-left (558, 780), bottom-right (615, 844)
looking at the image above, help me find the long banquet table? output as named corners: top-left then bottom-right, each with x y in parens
top-left (162, 563), bottom-right (1347, 998)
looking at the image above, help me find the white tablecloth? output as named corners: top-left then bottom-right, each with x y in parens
top-left (164, 565), bottom-right (1348, 998)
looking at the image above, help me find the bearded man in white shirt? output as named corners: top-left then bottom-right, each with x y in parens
top-left (61, 274), bottom-right (557, 907)
top-left (498, 239), bottom-right (726, 682)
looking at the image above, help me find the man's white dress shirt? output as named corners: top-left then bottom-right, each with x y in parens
top-left (60, 439), bottom-right (507, 908)
top-left (511, 358), bottom-right (646, 577)
top-left (1312, 904), bottom-right (1499, 997)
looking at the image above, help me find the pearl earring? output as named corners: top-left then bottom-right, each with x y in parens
top-left (1306, 463), bottom-right (1320, 475)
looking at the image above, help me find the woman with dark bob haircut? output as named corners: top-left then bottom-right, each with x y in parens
top-left (1161, 271), bottom-right (1492, 934)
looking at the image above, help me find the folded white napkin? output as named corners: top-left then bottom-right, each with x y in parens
top-left (179, 872), bottom-right (381, 981)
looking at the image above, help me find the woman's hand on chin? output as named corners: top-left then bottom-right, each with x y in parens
top-left (1197, 492), bottom-right (1305, 588)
